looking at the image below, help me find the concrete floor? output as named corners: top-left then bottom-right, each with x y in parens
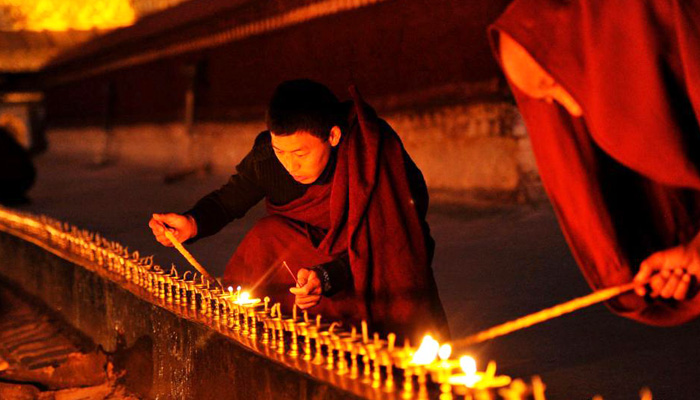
top-left (14, 152), bottom-right (700, 400)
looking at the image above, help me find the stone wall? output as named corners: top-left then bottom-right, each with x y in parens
top-left (0, 226), bottom-right (371, 400)
top-left (46, 101), bottom-right (543, 206)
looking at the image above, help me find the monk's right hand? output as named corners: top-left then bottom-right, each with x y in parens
top-left (634, 244), bottom-right (699, 301)
top-left (290, 268), bottom-right (322, 310)
top-left (148, 213), bottom-right (197, 247)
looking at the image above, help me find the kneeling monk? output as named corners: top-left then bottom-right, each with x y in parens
top-left (149, 79), bottom-right (448, 341)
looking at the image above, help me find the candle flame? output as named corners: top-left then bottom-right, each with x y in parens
top-left (411, 335), bottom-right (440, 365)
top-left (438, 344), bottom-right (452, 361)
top-left (232, 290), bottom-right (260, 305)
top-left (459, 355), bottom-right (477, 375)
top-left (445, 355), bottom-right (484, 388)
top-left (459, 355), bottom-right (483, 387)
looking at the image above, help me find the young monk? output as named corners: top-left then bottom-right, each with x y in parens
top-left (149, 79), bottom-right (448, 340)
top-left (490, 0), bottom-right (700, 325)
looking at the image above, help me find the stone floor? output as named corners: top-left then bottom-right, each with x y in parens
top-left (0, 284), bottom-right (138, 399)
top-left (11, 152), bottom-right (700, 400)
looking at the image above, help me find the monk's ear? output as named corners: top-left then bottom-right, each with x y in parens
top-left (328, 126), bottom-right (341, 147)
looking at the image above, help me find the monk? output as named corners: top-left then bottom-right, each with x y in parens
top-left (149, 79), bottom-right (448, 340)
top-left (490, 0), bottom-right (700, 325)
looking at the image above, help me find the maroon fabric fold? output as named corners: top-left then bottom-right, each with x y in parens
top-left (224, 87), bottom-right (448, 341)
top-left (489, 0), bottom-right (700, 325)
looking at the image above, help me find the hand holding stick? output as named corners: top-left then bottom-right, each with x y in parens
top-left (283, 261), bottom-right (300, 287)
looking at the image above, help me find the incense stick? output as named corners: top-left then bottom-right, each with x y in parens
top-left (163, 229), bottom-right (216, 282)
top-left (451, 281), bottom-right (641, 348)
top-left (283, 261), bottom-right (300, 287)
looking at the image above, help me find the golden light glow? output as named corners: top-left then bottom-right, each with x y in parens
top-left (438, 344), bottom-right (452, 361)
top-left (449, 357), bottom-right (512, 389)
top-left (459, 356), bottom-right (477, 376)
top-left (1, 92), bottom-right (44, 104)
top-left (411, 335), bottom-right (439, 365)
top-left (1, 0), bottom-right (135, 31)
top-left (446, 356), bottom-right (482, 387)
top-left (233, 291), bottom-right (260, 306)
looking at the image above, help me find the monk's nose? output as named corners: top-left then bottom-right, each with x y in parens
top-left (282, 156), bottom-right (299, 173)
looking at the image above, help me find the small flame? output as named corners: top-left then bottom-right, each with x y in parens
top-left (233, 290), bottom-right (260, 305)
top-left (459, 355), bottom-right (482, 387)
top-left (227, 286), bottom-right (234, 293)
top-left (438, 344), bottom-right (452, 361)
top-left (411, 335), bottom-right (440, 365)
top-left (460, 355), bottom-right (477, 375)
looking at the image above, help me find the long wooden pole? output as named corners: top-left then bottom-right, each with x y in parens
top-left (163, 230), bottom-right (216, 282)
top-left (451, 281), bottom-right (641, 348)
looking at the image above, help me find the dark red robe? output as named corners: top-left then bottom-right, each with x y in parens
top-left (224, 87), bottom-right (449, 341)
top-left (490, 0), bottom-right (700, 325)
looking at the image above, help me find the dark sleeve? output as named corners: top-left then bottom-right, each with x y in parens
top-left (313, 253), bottom-right (353, 297)
top-left (185, 150), bottom-right (265, 241)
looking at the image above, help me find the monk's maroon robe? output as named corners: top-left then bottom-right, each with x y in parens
top-left (490, 0), bottom-right (700, 325)
top-left (224, 87), bottom-right (449, 341)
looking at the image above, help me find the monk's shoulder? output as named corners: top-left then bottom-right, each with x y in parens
top-left (248, 131), bottom-right (276, 162)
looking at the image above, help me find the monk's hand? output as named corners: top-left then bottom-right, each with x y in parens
top-left (289, 268), bottom-right (322, 310)
top-left (635, 242), bottom-right (700, 301)
top-left (148, 213), bottom-right (197, 247)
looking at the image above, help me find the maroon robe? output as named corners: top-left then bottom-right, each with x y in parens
top-left (490, 0), bottom-right (700, 325)
top-left (224, 87), bottom-right (449, 341)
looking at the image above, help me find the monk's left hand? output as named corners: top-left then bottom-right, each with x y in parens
top-left (635, 241), bottom-right (700, 301)
top-left (289, 268), bottom-right (322, 309)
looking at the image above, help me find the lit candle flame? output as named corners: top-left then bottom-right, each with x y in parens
top-left (447, 356), bottom-right (511, 389)
top-left (458, 355), bottom-right (482, 387)
top-left (438, 344), bottom-right (452, 361)
top-left (411, 335), bottom-right (440, 365)
top-left (460, 355), bottom-right (477, 376)
top-left (233, 291), bottom-right (260, 305)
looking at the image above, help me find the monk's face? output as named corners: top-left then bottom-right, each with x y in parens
top-left (499, 32), bottom-right (583, 117)
top-left (270, 127), bottom-right (341, 184)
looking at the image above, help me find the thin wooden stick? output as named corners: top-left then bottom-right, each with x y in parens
top-left (163, 230), bottom-right (216, 282)
top-left (451, 281), bottom-right (641, 348)
top-left (283, 261), bottom-right (300, 287)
